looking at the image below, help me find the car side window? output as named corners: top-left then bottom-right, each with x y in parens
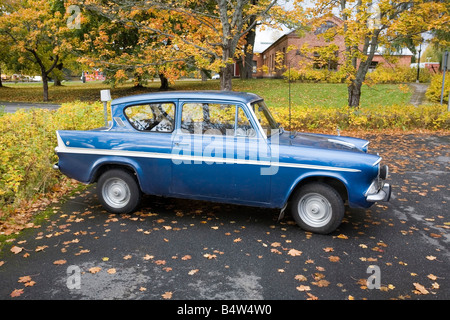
top-left (125, 103), bottom-right (175, 133)
top-left (182, 103), bottom-right (250, 136)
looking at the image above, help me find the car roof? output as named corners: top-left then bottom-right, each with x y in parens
top-left (111, 90), bottom-right (263, 105)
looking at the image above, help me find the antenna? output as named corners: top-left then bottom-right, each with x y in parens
top-left (288, 49), bottom-right (300, 139)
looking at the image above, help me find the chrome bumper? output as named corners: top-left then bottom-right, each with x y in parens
top-left (366, 183), bottom-right (391, 202)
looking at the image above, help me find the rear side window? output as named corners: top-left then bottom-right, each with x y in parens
top-left (125, 102), bottom-right (175, 132)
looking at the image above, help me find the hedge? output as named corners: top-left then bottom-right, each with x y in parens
top-left (0, 101), bottom-right (104, 213)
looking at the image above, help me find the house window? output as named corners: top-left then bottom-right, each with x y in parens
top-left (314, 21), bottom-right (337, 35)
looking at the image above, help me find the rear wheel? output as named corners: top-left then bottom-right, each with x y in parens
top-left (97, 169), bottom-right (142, 214)
top-left (290, 182), bottom-right (344, 234)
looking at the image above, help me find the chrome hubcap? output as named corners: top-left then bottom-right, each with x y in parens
top-left (102, 178), bottom-right (131, 208)
top-left (298, 193), bottom-right (332, 228)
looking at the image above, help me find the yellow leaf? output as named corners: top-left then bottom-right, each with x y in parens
top-left (89, 267), bottom-right (101, 274)
top-left (288, 249), bottom-right (302, 257)
top-left (11, 246), bottom-right (23, 254)
top-left (162, 291), bottom-right (173, 299)
top-left (188, 269), bottom-right (199, 275)
top-left (413, 283), bottom-right (429, 295)
top-left (296, 285), bottom-right (311, 292)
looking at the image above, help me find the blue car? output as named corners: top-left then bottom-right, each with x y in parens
top-left (54, 91), bottom-right (390, 234)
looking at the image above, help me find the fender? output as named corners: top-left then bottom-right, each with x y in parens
top-left (282, 170), bottom-right (350, 207)
top-left (89, 156), bottom-right (144, 186)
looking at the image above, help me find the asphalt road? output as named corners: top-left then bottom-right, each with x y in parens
top-left (0, 133), bottom-right (449, 303)
top-left (0, 101), bottom-right (61, 113)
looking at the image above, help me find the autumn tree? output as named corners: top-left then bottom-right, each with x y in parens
top-left (300, 0), bottom-right (450, 107)
top-left (0, 0), bottom-right (74, 101)
top-left (81, 0), bottom-right (289, 91)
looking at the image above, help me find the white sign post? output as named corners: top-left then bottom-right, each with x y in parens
top-left (100, 89), bottom-right (111, 127)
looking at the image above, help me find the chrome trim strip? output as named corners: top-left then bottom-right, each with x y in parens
top-left (56, 144), bottom-right (361, 173)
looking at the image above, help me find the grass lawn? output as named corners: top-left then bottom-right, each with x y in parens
top-left (0, 78), bottom-right (412, 107)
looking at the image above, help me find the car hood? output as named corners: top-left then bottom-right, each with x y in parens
top-left (276, 131), bottom-right (370, 153)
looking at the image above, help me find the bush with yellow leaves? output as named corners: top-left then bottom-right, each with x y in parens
top-left (0, 102), bottom-right (104, 214)
top-left (272, 104), bottom-right (449, 131)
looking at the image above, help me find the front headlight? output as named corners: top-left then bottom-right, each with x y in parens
top-left (380, 165), bottom-right (389, 180)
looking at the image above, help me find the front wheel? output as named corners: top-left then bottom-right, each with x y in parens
top-left (97, 169), bottom-right (142, 214)
top-left (290, 182), bottom-right (345, 234)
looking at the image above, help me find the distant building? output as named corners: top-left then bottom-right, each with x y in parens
top-left (251, 16), bottom-right (413, 78)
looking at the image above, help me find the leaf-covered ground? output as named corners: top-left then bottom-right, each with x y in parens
top-left (0, 132), bottom-right (448, 300)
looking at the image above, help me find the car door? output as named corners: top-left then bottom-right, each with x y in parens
top-left (122, 101), bottom-right (176, 196)
top-left (170, 100), bottom-right (271, 204)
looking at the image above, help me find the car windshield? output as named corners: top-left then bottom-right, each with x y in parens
top-left (250, 100), bottom-right (280, 136)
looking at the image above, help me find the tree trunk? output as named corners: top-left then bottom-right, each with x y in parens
top-left (240, 19), bottom-right (257, 80)
top-left (220, 63), bottom-right (233, 91)
top-left (0, 66), bottom-right (3, 88)
top-left (159, 73), bottom-right (169, 91)
top-left (347, 81), bottom-right (362, 107)
top-left (42, 72), bottom-right (49, 102)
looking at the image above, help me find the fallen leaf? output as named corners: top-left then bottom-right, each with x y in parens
top-left (155, 260), bottom-right (166, 265)
top-left (35, 245), bottom-right (48, 252)
top-left (233, 238), bottom-right (242, 243)
top-left (288, 249), bottom-right (302, 257)
top-left (10, 289), bottom-right (24, 298)
top-left (188, 269), bottom-right (199, 275)
top-left (181, 255), bottom-right (192, 260)
top-left (306, 292), bottom-right (318, 300)
top-left (271, 242), bottom-right (281, 247)
top-left (337, 234), bottom-right (348, 239)
top-left (18, 276), bottom-right (32, 283)
top-left (162, 291), bottom-right (173, 299)
top-left (413, 283), bottom-right (429, 295)
top-left (426, 255), bottom-right (437, 261)
top-left (11, 246), bottom-right (23, 254)
top-left (427, 274), bottom-right (437, 281)
top-left (329, 256), bottom-right (340, 262)
top-left (294, 274), bottom-right (307, 282)
top-left (123, 255), bottom-right (132, 260)
top-left (203, 253), bottom-right (217, 260)
top-left (270, 248), bottom-right (282, 255)
top-left (139, 287), bottom-right (147, 292)
top-left (143, 254), bottom-right (154, 260)
top-left (323, 247), bottom-right (334, 252)
top-left (296, 285), bottom-right (311, 292)
top-left (53, 260), bottom-right (67, 265)
top-left (312, 279), bottom-right (330, 287)
top-left (89, 267), bottom-right (101, 274)
top-left (107, 268), bottom-right (117, 274)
